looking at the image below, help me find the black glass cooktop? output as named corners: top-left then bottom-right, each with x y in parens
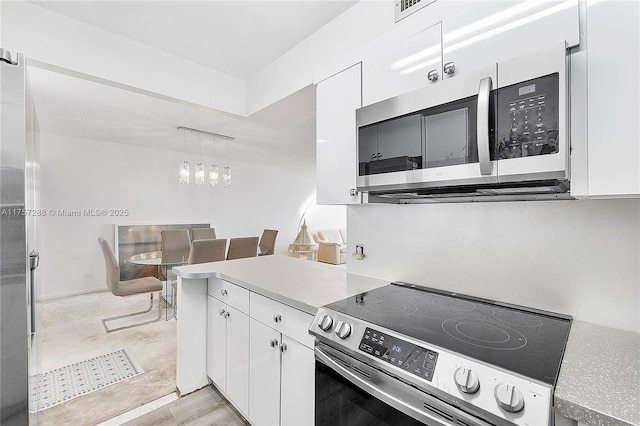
top-left (324, 282), bottom-right (572, 385)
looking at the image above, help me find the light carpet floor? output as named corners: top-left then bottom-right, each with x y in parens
top-left (38, 291), bottom-right (176, 425)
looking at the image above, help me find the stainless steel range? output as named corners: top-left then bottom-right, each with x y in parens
top-left (310, 282), bottom-right (572, 426)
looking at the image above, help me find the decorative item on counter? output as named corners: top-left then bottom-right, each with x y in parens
top-left (288, 220), bottom-right (319, 261)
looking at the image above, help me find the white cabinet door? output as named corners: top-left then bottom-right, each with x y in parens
top-left (226, 305), bottom-right (249, 417)
top-left (362, 23), bottom-right (442, 106)
top-left (207, 296), bottom-right (226, 389)
top-left (280, 336), bottom-right (315, 426)
top-left (249, 318), bottom-right (281, 426)
top-left (442, 1), bottom-right (579, 81)
top-left (316, 63), bottom-right (362, 205)
top-left (585, 0), bottom-right (639, 197)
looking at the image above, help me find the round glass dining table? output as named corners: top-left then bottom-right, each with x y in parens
top-left (128, 250), bottom-right (189, 320)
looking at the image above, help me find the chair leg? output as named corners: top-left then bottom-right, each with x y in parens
top-left (101, 292), bottom-right (162, 333)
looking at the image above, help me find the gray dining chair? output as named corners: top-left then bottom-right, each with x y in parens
top-left (188, 238), bottom-right (227, 264)
top-left (98, 237), bottom-right (163, 333)
top-left (258, 229), bottom-right (278, 256)
top-left (226, 237), bottom-right (259, 260)
top-left (161, 229), bottom-right (191, 253)
top-left (191, 227), bottom-right (217, 241)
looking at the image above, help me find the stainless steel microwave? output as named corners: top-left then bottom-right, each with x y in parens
top-left (356, 42), bottom-right (570, 201)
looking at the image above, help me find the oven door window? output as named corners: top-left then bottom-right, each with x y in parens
top-left (315, 360), bottom-right (424, 426)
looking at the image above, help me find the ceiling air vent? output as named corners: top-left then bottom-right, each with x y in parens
top-left (395, 0), bottom-right (437, 22)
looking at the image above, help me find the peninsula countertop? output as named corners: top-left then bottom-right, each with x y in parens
top-left (555, 321), bottom-right (640, 425)
top-left (174, 255), bottom-right (640, 424)
top-left (173, 254), bottom-right (389, 314)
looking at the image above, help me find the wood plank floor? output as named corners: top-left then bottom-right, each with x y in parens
top-left (123, 385), bottom-right (250, 426)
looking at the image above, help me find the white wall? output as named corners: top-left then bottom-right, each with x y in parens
top-left (247, 0), bottom-right (461, 114)
top-left (346, 200), bottom-right (640, 333)
top-left (39, 133), bottom-right (345, 299)
top-left (1, 0), bottom-right (247, 115)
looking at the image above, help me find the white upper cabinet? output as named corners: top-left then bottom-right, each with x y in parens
top-left (441, 1), bottom-right (580, 82)
top-left (362, 23), bottom-right (442, 106)
top-left (316, 63), bottom-right (362, 205)
top-left (583, 0), bottom-right (639, 197)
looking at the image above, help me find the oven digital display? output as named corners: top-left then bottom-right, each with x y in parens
top-left (359, 327), bottom-right (438, 381)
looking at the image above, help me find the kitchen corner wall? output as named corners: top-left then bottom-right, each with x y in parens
top-left (39, 133), bottom-right (345, 300)
top-left (346, 200), bottom-right (640, 333)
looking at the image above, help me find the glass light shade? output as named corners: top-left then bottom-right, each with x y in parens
top-left (210, 165), bottom-right (219, 187)
top-left (195, 163), bottom-right (204, 186)
top-left (179, 161), bottom-right (190, 185)
top-left (223, 166), bottom-right (231, 188)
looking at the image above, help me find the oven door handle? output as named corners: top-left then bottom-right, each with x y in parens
top-left (316, 346), bottom-right (466, 426)
top-left (477, 76), bottom-right (493, 176)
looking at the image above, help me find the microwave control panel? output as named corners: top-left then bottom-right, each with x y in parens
top-left (359, 327), bottom-right (439, 381)
top-left (497, 73), bottom-right (559, 159)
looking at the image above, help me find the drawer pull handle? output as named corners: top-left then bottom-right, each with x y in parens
top-left (280, 343), bottom-right (288, 353)
top-left (273, 314), bottom-right (282, 323)
top-left (219, 309), bottom-right (226, 316)
top-left (220, 289), bottom-right (228, 296)
top-left (270, 339), bottom-right (279, 348)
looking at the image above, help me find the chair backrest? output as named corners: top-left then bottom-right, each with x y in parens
top-left (258, 229), bottom-right (278, 255)
top-left (161, 229), bottom-right (191, 253)
top-left (98, 237), bottom-right (120, 295)
top-left (226, 237), bottom-right (259, 260)
top-left (188, 239), bottom-right (227, 264)
top-left (191, 227), bottom-right (217, 241)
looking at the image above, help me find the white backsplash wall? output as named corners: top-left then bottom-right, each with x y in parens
top-left (346, 200), bottom-right (640, 333)
top-left (39, 133), bottom-right (345, 299)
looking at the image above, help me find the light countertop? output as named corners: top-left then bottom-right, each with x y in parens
top-left (173, 254), bottom-right (389, 314)
top-left (556, 321), bottom-right (640, 425)
top-left (174, 256), bottom-right (640, 424)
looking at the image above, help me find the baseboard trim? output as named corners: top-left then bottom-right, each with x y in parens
top-left (37, 287), bottom-right (107, 302)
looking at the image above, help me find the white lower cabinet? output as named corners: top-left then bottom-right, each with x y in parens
top-left (280, 335), bottom-right (315, 426)
top-left (249, 293), bottom-right (315, 426)
top-left (206, 295), bottom-right (250, 417)
top-left (249, 319), bottom-right (282, 426)
top-left (207, 285), bottom-right (315, 426)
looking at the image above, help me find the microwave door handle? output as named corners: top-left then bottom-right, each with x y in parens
top-left (477, 76), bottom-right (493, 175)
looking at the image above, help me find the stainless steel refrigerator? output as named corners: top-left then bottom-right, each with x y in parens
top-left (1, 48), bottom-right (41, 425)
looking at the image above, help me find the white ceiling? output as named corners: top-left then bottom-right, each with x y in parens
top-left (29, 66), bottom-right (317, 170)
top-left (30, 1), bottom-right (357, 80)
top-left (26, 1), bottom-right (359, 169)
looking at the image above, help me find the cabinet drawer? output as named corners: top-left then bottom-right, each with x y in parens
top-left (208, 278), bottom-right (250, 314)
top-left (250, 293), bottom-right (314, 349)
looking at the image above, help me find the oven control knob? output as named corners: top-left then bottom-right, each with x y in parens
top-left (317, 314), bottom-right (334, 331)
top-left (494, 383), bottom-right (525, 413)
top-left (453, 367), bottom-right (480, 394)
top-left (334, 321), bottom-right (351, 339)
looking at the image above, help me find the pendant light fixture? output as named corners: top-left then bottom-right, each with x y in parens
top-left (210, 137), bottom-right (219, 187)
top-left (195, 133), bottom-right (204, 186)
top-left (223, 140), bottom-right (231, 188)
top-left (178, 128), bottom-right (190, 184)
top-left (177, 126), bottom-right (234, 188)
